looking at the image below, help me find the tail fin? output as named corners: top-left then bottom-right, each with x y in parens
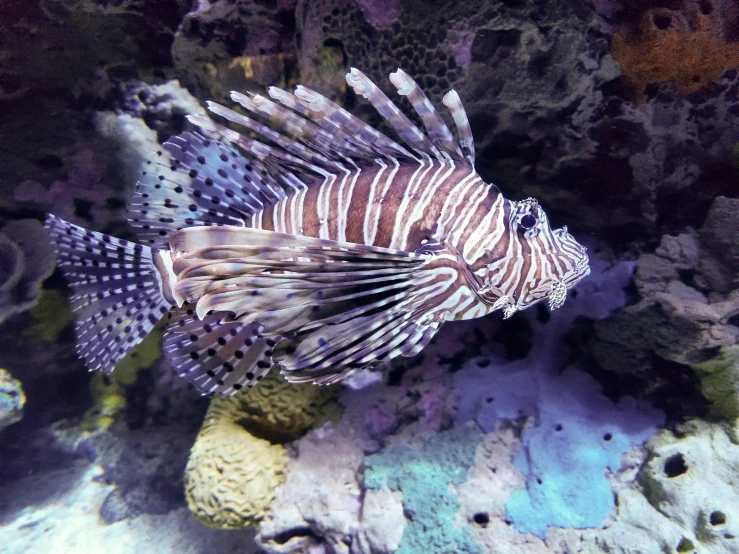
top-left (44, 214), bottom-right (172, 374)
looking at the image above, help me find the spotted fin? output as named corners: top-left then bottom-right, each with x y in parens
top-left (164, 306), bottom-right (275, 396)
top-left (168, 227), bottom-right (463, 384)
top-left (44, 214), bottom-right (171, 374)
top-left (128, 132), bottom-right (279, 247)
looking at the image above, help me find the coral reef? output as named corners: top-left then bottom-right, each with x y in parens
top-left (612, 0), bottom-right (739, 96)
top-left (0, 368), bottom-right (25, 433)
top-left (504, 368), bottom-right (661, 537)
top-left (297, 0), bottom-right (617, 184)
top-left (254, 253), bottom-right (672, 552)
top-left (186, 418), bottom-right (287, 529)
top-left (0, 219), bottom-right (56, 325)
top-left (455, 259), bottom-right (663, 539)
top-left (185, 370), bottom-right (341, 528)
top-left (171, 0), bottom-right (298, 102)
top-left (590, 196), bottom-right (739, 419)
top-left (257, 422), bottom-right (365, 553)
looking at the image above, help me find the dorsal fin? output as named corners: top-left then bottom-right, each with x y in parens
top-left (389, 68), bottom-right (463, 160)
top-left (230, 91), bottom-right (352, 162)
top-left (184, 69), bottom-right (474, 188)
top-left (205, 99), bottom-right (333, 169)
top-left (345, 68), bottom-right (440, 160)
top-left (128, 132), bottom-right (282, 247)
top-left (442, 90), bottom-right (476, 165)
top-left (285, 85), bottom-right (413, 160)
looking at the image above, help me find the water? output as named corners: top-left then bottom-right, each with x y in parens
top-left (1, 0), bottom-right (738, 553)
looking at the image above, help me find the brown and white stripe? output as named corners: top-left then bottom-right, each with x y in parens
top-left (47, 68), bottom-right (590, 397)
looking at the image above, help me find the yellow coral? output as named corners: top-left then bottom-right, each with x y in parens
top-left (23, 288), bottom-right (75, 342)
top-left (186, 413), bottom-right (288, 529)
top-left (82, 325), bottom-right (163, 431)
top-left (185, 369), bottom-right (342, 528)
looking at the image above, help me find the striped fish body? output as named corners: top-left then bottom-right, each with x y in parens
top-left (259, 161), bottom-right (482, 250)
top-left (46, 68), bottom-right (590, 396)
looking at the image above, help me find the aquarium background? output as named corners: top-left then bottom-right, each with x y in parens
top-left (1, 0), bottom-right (738, 552)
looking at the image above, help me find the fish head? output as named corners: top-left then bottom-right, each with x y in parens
top-left (481, 197), bottom-right (590, 316)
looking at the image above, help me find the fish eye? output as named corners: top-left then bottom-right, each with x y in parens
top-left (520, 214), bottom-right (537, 229)
top-left (513, 197), bottom-right (543, 238)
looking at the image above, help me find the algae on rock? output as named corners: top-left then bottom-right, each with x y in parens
top-left (691, 345), bottom-right (739, 422)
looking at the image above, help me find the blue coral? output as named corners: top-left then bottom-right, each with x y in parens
top-left (504, 368), bottom-right (663, 537)
top-left (454, 260), bottom-right (664, 538)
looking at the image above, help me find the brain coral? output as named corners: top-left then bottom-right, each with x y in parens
top-left (185, 370), bottom-right (341, 528)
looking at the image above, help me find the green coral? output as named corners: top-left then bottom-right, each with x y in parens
top-left (22, 288), bottom-right (75, 342)
top-left (83, 325), bottom-right (163, 431)
top-left (692, 345), bottom-right (739, 421)
top-left (185, 369), bottom-right (342, 528)
top-left (363, 423), bottom-right (483, 554)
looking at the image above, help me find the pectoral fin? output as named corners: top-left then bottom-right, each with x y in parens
top-left (169, 227), bottom-right (463, 384)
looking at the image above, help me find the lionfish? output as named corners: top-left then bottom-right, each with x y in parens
top-left (45, 68), bottom-right (590, 396)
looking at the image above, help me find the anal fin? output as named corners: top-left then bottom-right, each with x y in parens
top-left (164, 305), bottom-right (276, 396)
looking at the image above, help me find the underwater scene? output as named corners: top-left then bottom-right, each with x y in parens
top-left (1, 0), bottom-right (738, 553)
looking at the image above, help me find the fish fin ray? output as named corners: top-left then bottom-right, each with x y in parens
top-left (389, 68), bottom-right (463, 160)
top-left (442, 90), bottom-right (475, 165)
top-left (171, 228), bottom-right (458, 383)
top-left (345, 68), bottom-right (439, 160)
top-left (164, 306), bottom-right (275, 396)
top-left (45, 214), bottom-right (171, 374)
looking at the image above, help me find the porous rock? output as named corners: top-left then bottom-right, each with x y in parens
top-left (257, 423), bottom-right (364, 554)
top-left (636, 420), bottom-right (739, 554)
top-left (591, 197), bottom-right (739, 419)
